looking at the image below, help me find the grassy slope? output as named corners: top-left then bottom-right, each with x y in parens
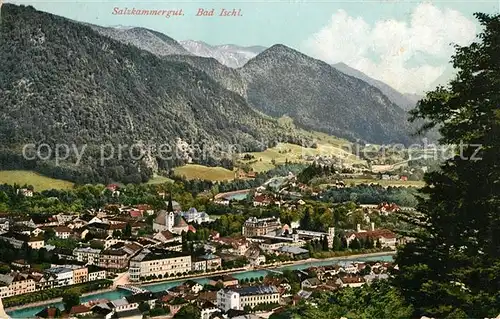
top-left (172, 129), bottom-right (369, 181)
top-left (241, 139), bottom-right (366, 173)
top-left (0, 170), bottom-right (74, 191)
top-left (146, 175), bottom-right (174, 185)
top-left (173, 164), bottom-right (235, 181)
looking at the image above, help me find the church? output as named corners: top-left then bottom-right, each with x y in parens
top-left (153, 198), bottom-right (189, 235)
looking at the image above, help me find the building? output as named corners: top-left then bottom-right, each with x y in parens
top-left (88, 268), bottom-right (107, 281)
top-left (73, 247), bottom-right (102, 265)
top-left (200, 301), bottom-right (218, 319)
top-left (153, 198), bottom-right (189, 235)
top-left (0, 232), bottom-right (44, 249)
top-left (301, 278), bottom-right (321, 290)
top-left (242, 217), bottom-right (282, 237)
top-left (337, 275), bottom-right (366, 288)
top-left (346, 228), bottom-right (397, 249)
top-left (128, 248), bottom-right (191, 281)
top-left (153, 230), bottom-right (181, 244)
top-left (153, 212), bottom-right (189, 235)
top-left (180, 208), bottom-right (210, 224)
top-left (0, 272), bottom-right (36, 297)
top-left (45, 267), bottom-right (74, 287)
top-left (208, 275), bottom-right (238, 288)
top-left (217, 285), bottom-right (280, 312)
top-left (194, 254), bottom-right (222, 271)
top-left (110, 298), bottom-right (139, 313)
top-left (153, 210), bottom-right (175, 233)
top-left (72, 266), bottom-right (88, 284)
top-left (296, 228), bottom-right (336, 247)
top-left (99, 249), bottom-right (129, 271)
top-left (17, 188), bottom-right (33, 197)
top-left (276, 246), bottom-right (309, 259)
top-left (192, 259), bottom-right (207, 272)
top-left (70, 305), bottom-right (93, 317)
top-left (51, 226), bottom-right (72, 239)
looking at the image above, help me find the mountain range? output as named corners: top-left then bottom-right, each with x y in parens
top-left (180, 40), bottom-right (266, 68)
top-left (91, 24), bottom-right (416, 143)
top-left (0, 4), bottom-right (306, 184)
top-left (0, 4), bottom-right (421, 184)
top-left (177, 41), bottom-right (422, 111)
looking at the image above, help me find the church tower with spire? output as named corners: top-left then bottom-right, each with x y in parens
top-left (166, 194), bottom-right (175, 230)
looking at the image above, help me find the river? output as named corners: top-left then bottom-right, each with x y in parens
top-left (7, 254), bottom-right (393, 318)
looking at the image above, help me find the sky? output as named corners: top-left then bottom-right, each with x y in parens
top-left (4, 0), bottom-right (500, 94)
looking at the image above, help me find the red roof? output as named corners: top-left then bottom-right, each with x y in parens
top-left (160, 230), bottom-right (176, 240)
top-left (106, 184), bottom-right (119, 191)
top-left (109, 223), bottom-right (127, 230)
top-left (129, 210), bottom-right (143, 218)
top-left (136, 204), bottom-right (152, 211)
top-left (70, 305), bottom-right (91, 314)
top-left (53, 226), bottom-right (72, 233)
top-left (254, 195), bottom-right (272, 203)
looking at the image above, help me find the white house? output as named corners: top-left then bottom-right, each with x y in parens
top-left (180, 208), bottom-right (211, 224)
top-left (73, 247), bottom-right (102, 265)
top-left (45, 267), bottom-right (74, 287)
top-left (201, 301), bottom-right (218, 319)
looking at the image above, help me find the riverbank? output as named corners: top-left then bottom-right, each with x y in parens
top-left (4, 286), bottom-right (117, 312)
top-left (5, 250), bottom-right (395, 313)
top-left (140, 250), bottom-right (395, 287)
top-left (5, 274), bottom-right (129, 312)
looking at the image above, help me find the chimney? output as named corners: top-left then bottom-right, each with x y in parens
top-left (356, 224), bottom-right (361, 233)
top-left (371, 222), bottom-right (375, 231)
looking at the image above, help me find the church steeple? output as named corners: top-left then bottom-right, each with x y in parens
top-left (167, 193), bottom-right (174, 212)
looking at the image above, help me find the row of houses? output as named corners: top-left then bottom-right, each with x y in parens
top-left (0, 265), bottom-right (106, 298)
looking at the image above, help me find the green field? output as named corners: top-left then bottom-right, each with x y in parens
top-left (0, 170), bottom-right (74, 191)
top-left (173, 164), bottom-right (235, 181)
top-left (146, 175), bottom-right (174, 185)
top-left (240, 141), bottom-right (366, 173)
top-left (170, 129), bottom-right (369, 181)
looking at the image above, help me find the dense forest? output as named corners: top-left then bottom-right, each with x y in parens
top-left (0, 4), bottom-right (311, 184)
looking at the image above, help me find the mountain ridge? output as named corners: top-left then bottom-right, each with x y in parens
top-left (332, 62), bottom-right (422, 111)
top-left (180, 40), bottom-right (266, 68)
top-left (240, 44), bottom-right (415, 144)
top-left (0, 4), bottom-right (307, 184)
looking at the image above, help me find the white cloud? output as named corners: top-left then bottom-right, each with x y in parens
top-left (303, 3), bottom-right (477, 94)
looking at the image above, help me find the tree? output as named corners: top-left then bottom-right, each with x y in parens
top-left (112, 229), bottom-right (122, 238)
top-left (349, 238), bottom-right (361, 250)
top-left (394, 13), bottom-right (500, 318)
top-left (63, 291), bottom-right (80, 312)
top-left (123, 223), bottom-right (132, 237)
top-left (139, 302), bottom-right (150, 313)
top-left (332, 236), bottom-right (342, 251)
top-left (320, 235), bottom-right (329, 251)
top-left (173, 304), bottom-right (201, 319)
top-left (43, 228), bottom-right (56, 241)
top-left (278, 280), bottom-right (412, 318)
